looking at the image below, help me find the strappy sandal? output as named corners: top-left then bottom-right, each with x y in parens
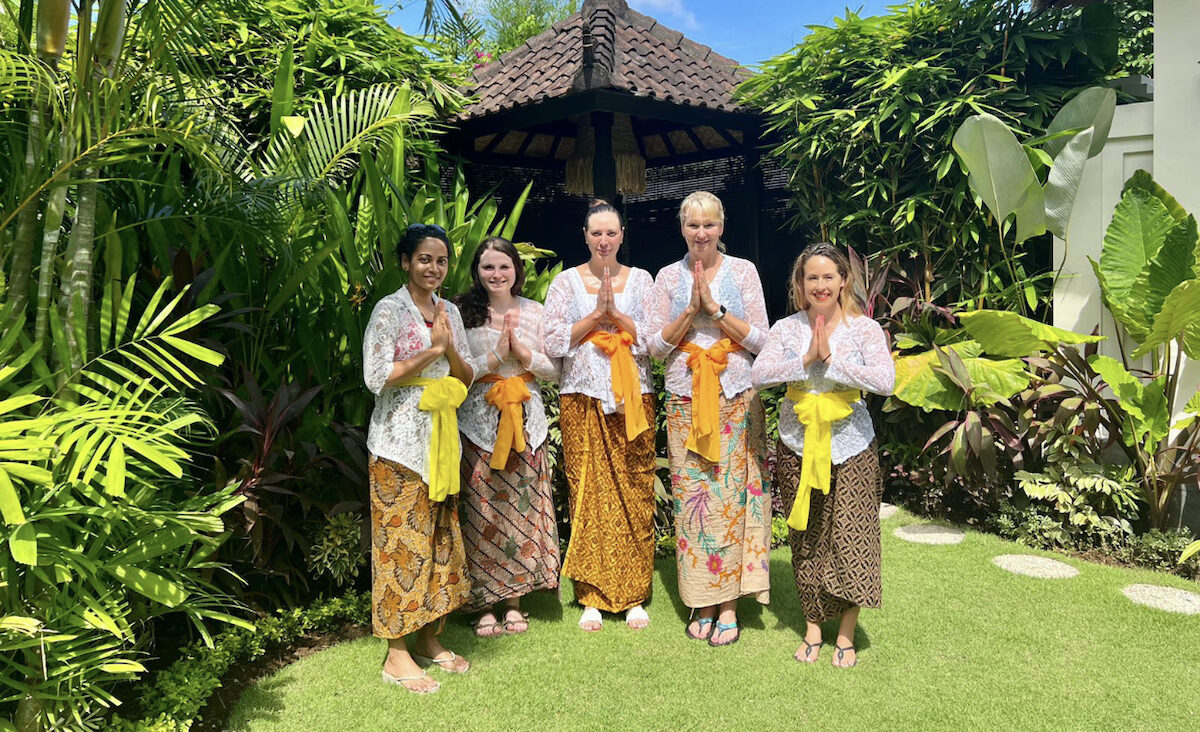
top-left (685, 613), bottom-right (716, 641)
top-left (794, 639), bottom-right (822, 664)
top-left (833, 643), bottom-right (858, 668)
top-left (474, 613), bottom-right (504, 638)
top-left (708, 620), bottom-right (740, 647)
top-left (411, 651), bottom-right (471, 674)
top-left (382, 668), bottom-right (440, 694)
top-left (502, 608), bottom-right (529, 635)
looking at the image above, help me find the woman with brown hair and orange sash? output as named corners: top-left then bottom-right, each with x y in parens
top-left (543, 200), bottom-right (657, 632)
top-left (363, 224), bottom-right (475, 694)
top-left (647, 191), bottom-right (771, 647)
top-left (454, 237), bottom-right (561, 638)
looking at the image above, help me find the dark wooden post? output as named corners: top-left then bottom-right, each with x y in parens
top-left (590, 110), bottom-right (628, 264)
top-left (744, 124), bottom-right (766, 301)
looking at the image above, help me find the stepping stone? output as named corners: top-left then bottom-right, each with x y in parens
top-left (1121, 584), bottom-right (1200, 615)
top-left (879, 503), bottom-right (898, 520)
top-left (993, 554), bottom-right (1079, 579)
top-left (893, 523), bottom-right (965, 545)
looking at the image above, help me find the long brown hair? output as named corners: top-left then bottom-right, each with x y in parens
top-left (454, 236), bottom-right (526, 329)
top-left (788, 242), bottom-right (863, 318)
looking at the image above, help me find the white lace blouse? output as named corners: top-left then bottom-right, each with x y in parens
top-left (459, 297), bottom-right (559, 453)
top-left (542, 266), bottom-right (655, 414)
top-left (647, 254), bottom-right (770, 399)
top-left (750, 312), bottom-right (895, 464)
top-left (363, 287), bottom-right (474, 482)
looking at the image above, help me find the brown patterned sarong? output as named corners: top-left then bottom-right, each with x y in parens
top-left (459, 441), bottom-right (560, 611)
top-left (560, 393), bottom-right (656, 613)
top-left (666, 391), bottom-right (770, 608)
top-left (369, 455), bottom-right (470, 638)
top-left (776, 440), bottom-right (882, 623)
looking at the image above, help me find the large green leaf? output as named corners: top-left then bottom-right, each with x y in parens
top-left (959, 310), bottom-right (1104, 357)
top-left (1131, 280), bottom-right (1200, 359)
top-left (0, 470), bottom-right (25, 525)
top-left (1088, 355), bottom-right (1169, 448)
top-left (105, 565), bottom-right (188, 608)
top-left (1043, 87), bottom-right (1115, 159)
top-left (1044, 127), bottom-right (1093, 240)
top-left (953, 113), bottom-right (1043, 239)
top-left (1133, 215), bottom-right (1199, 324)
top-left (892, 341), bottom-right (1028, 411)
top-left (1123, 169), bottom-right (1189, 223)
top-left (1098, 187), bottom-right (1175, 300)
top-left (9, 522), bottom-right (36, 565)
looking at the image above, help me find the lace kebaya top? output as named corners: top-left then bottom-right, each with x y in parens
top-left (363, 286), bottom-right (473, 482)
top-left (750, 312), bottom-right (895, 463)
top-left (647, 254), bottom-right (770, 399)
top-left (458, 297), bottom-right (559, 452)
top-left (542, 266), bottom-right (655, 414)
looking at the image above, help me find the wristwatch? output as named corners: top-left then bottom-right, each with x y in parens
top-left (711, 304), bottom-right (727, 320)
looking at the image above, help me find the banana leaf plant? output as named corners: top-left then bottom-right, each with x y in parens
top-left (951, 86), bottom-right (1116, 313)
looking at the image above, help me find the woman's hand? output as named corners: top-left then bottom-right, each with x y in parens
top-left (686, 261), bottom-right (703, 316)
top-left (493, 312), bottom-right (513, 361)
top-left (430, 302), bottom-right (451, 353)
top-left (804, 314), bottom-right (825, 367)
top-left (694, 260), bottom-right (718, 316)
top-left (506, 311), bottom-right (533, 366)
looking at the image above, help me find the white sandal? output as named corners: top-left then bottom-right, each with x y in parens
top-left (578, 606), bottom-right (603, 632)
top-left (625, 605), bottom-right (649, 629)
top-left (382, 668), bottom-right (440, 694)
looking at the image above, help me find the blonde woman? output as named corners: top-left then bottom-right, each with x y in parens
top-left (751, 243), bottom-right (894, 668)
top-left (648, 191), bottom-right (770, 647)
top-left (543, 200), bottom-right (657, 632)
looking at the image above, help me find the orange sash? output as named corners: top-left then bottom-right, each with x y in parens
top-left (680, 339), bottom-right (743, 462)
top-left (586, 330), bottom-right (649, 440)
top-left (479, 371), bottom-right (536, 471)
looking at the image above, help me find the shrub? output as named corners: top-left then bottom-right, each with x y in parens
top-left (308, 513), bottom-right (368, 589)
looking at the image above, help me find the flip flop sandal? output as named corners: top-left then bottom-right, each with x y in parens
top-left (502, 610), bottom-right (530, 634)
top-left (833, 644), bottom-right (858, 668)
top-left (474, 616), bottom-right (504, 638)
top-left (708, 621), bottom-right (740, 647)
top-left (685, 614), bottom-right (716, 641)
top-left (794, 639), bottom-right (822, 663)
top-left (412, 651), bottom-right (471, 674)
top-left (382, 668), bottom-right (440, 694)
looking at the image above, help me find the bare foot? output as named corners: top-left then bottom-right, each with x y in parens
top-left (625, 605), bottom-right (649, 630)
top-left (686, 607), bottom-right (716, 640)
top-left (794, 637), bottom-right (822, 664)
top-left (383, 651), bottom-right (439, 693)
top-left (832, 643), bottom-right (857, 668)
top-left (579, 606), bottom-right (602, 632)
top-left (412, 637), bottom-right (471, 673)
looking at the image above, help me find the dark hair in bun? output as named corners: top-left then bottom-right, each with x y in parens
top-left (398, 223), bottom-right (451, 265)
top-left (583, 198), bottom-right (624, 229)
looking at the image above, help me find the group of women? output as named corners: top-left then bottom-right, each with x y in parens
top-left (362, 192), bottom-right (896, 694)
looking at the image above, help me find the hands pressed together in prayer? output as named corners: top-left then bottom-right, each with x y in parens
top-left (804, 313), bottom-right (833, 368)
top-left (489, 308), bottom-right (532, 367)
top-left (686, 259), bottom-right (720, 317)
top-left (429, 302), bottom-right (454, 355)
top-left (590, 267), bottom-right (627, 324)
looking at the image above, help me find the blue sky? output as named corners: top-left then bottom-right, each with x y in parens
top-left (386, 1), bottom-right (896, 65)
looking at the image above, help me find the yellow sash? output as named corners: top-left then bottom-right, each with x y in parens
top-left (785, 384), bottom-right (861, 531)
top-left (680, 339), bottom-right (743, 463)
top-left (586, 330), bottom-right (648, 440)
top-left (399, 375), bottom-right (468, 501)
top-left (480, 371), bottom-right (535, 471)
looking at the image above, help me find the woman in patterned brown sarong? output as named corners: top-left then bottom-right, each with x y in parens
top-left (454, 237), bottom-right (561, 637)
top-left (752, 244), bottom-right (894, 668)
top-left (362, 225), bottom-right (476, 694)
top-left (543, 200), bottom-right (658, 631)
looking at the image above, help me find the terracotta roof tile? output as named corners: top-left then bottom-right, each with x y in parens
top-left (459, 0), bottom-right (750, 120)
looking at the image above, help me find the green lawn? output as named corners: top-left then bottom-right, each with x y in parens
top-left (229, 510), bottom-right (1200, 731)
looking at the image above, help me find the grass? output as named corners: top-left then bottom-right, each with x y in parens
top-left (228, 510), bottom-right (1200, 731)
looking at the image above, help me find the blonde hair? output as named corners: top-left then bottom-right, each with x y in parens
top-left (788, 243), bottom-right (863, 318)
top-left (678, 191), bottom-right (725, 224)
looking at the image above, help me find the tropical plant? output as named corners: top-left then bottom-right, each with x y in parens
top-left (739, 0), bottom-right (1116, 313)
top-left (0, 279), bottom-right (248, 731)
top-left (477, 0), bottom-right (578, 57)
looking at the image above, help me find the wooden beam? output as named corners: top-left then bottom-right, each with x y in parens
top-left (744, 123), bottom-right (765, 299)
top-left (592, 111), bottom-right (617, 203)
top-left (455, 88), bottom-right (760, 140)
top-left (683, 127), bottom-right (707, 152)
